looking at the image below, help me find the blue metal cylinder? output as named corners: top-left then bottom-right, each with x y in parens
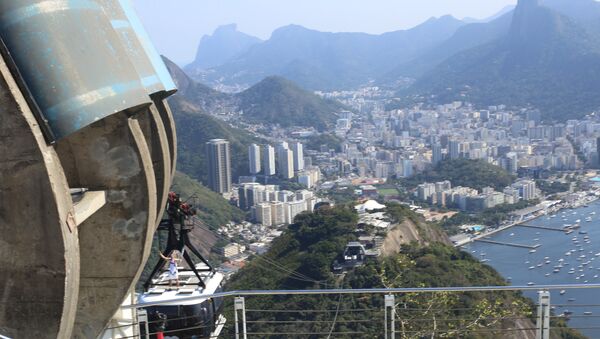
top-left (0, 0), bottom-right (151, 140)
top-left (116, 0), bottom-right (177, 98)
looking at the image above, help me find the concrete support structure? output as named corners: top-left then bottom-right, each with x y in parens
top-left (153, 98), bottom-right (178, 178)
top-left (0, 60), bottom-right (176, 339)
top-left (0, 52), bottom-right (80, 339)
top-left (55, 111), bottom-right (158, 338)
top-left (0, 1), bottom-right (178, 337)
top-left (137, 105), bottom-right (172, 227)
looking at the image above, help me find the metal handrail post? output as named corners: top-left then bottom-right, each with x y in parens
top-left (234, 296), bottom-right (247, 339)
top-left (536, 290), bottom-right (550, 339)
top-left (385, 294), bottom-right (395, 339)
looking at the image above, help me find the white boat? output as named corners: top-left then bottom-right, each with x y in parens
top-left (529, 249), bottom-right (537, 253)
top-left (527, 282), bottom-right (535, 286)
top-left (560, 290), bottom-right (566, 295)
top-left (529, 266), bottom-right (535, 270)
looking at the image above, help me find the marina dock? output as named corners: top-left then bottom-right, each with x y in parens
top-left (517, 224), bottom-right (566, 232)
top-left (474, 239), bottom-right (541, 249)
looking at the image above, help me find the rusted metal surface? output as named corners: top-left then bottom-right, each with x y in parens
top-left (0, 0), bottom-right (150, 139)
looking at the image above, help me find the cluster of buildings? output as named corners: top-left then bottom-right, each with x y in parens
top-left (416, 180), bottom-right (538, 211)
top-left (296, 95), bottom-right (588, 183)
top-left (206, 138), bottom-right (323, 197)
top-left (248, 141), bottom-right (304, 179)
top-left (248, 141), bottom-right (322, 187)
top-left (238, 183), bottom-right (321, 226)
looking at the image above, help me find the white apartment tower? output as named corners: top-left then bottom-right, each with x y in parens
top-left (432, 144), bottom-right (443, 165)
top-left (262, 145), bottom-right (276, 176)
top-left (278, 148), bottom-right (295, 179)
top-left (206, 139), bottom-right (231, 194)
top-left (248, 143), bottom-right (261, 175)
top-left (291, 142), bottom-right (304, 171)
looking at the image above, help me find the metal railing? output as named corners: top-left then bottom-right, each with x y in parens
top-left (110, 283), bottom-right (600, 339)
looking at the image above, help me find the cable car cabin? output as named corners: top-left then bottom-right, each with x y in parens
top-left (333, 242), bottom-right (368, 273)
top-left (139, 263), bottom-right (226, 339)
top-left (139, 191), bottom-right (226, 338)
top-left (344, 241), bottom-right (366, 263)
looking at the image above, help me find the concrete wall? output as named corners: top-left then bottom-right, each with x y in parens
top-left (0, 53), bottom-right (79, 338)
top-left (55, 111), bottom-right (158, 338)
top-left (136, 104), bottom-right (172, 227)
top-left (0, 43), bottom-right (178, 339)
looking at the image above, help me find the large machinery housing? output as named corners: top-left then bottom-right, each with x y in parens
top-left (0, 1), bottom-right (178, 338)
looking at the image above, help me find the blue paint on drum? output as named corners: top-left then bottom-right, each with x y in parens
top-left (118, 0), bottom-right (177, 97)
top-left (0, 0), bottom-right (150, 139)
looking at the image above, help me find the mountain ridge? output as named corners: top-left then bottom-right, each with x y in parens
top-left (186, 24), bottom-right (262, 70)
top-left (186, 16), bottom-right (466, 90)
top-left (162, 56), bottom-right (344, 184)
top-left (407, 0), bottom-right (600, 120)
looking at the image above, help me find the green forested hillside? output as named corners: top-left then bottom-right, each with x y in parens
top-left (222, 205), bottom-right (580, 338)
top-left (236, 76), bottom-right (344, 130)
top-left (169, 96), bottom-right (260, 184)
top-left (401, 158), bottom-right (515, 191)
top-left (170, 172), bottom-right (245, 230)
top-left (303, 133), bottom-right (343, 152)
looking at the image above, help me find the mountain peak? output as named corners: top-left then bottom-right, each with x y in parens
top-left (509, 0), bottom-right (560, 47)
top-left (518, 0), bottom-right (540, 7)
top-left (187, 24), bottom-right (262, 70)
top-left (270, 24), bottom-right (315, 38)
top-left (237, 76), bottom-right (344, 130)
top-left (213, 23), bottom-right (239, 34)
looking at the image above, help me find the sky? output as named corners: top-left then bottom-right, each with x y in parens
top-left (132, 0), bottom-right (518, 65)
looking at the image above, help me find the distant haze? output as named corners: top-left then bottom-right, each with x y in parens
top-left (132, 0), bottom-right (517, 65)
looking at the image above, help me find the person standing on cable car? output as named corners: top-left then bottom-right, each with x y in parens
top-left (159, 250), bottom-right (181, 289)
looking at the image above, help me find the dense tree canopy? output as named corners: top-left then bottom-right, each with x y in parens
top-left (402, 158), bottom-right (515, 191)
